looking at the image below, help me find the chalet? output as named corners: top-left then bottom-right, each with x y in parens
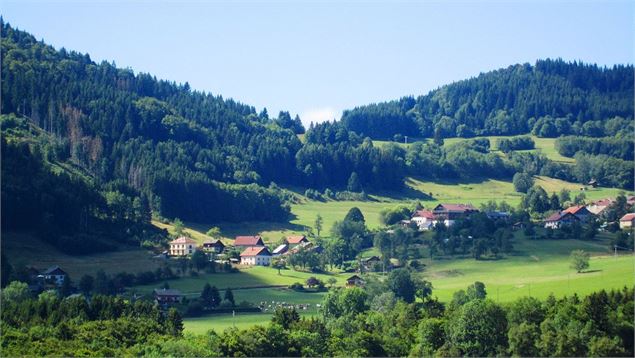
top-left (411, 209), bottom-right (435, 230)
top-left (346, 275), bottom-right (365, 287)
top-left (587, 198), bottom-right (614, 216)
top-left (361, 256), bottom-right (381, 271)
top-left (202, 239), bottom-right (225, 253)
top-left (561, 205), bottom-right (594, 222)
top-left (587, 179), bottom-right (599, 188)
top-left (544, 212), bottom-right (579, 229)
top-left (272, 243), bottom-right (289, 256)
top-left (619, 213), bottom-right (635, 230)
top-left (432, 204), bottom-right (478, 227)
top-left (240, 246), bottom-right (272, 266)
top-left (40, 266), bottom-right (67, 286)
top-left (234, 235), bottom-right (265, 249)
top-left (153, 288), bottom-right (183, 305)
top-left (169, 237), bottom-right (197, 256)
top-left (285, 235), bottom-right (309, 248)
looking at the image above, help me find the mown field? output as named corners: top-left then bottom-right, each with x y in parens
top-left (184, 311), bottom-right (319, 334)
top-left (421, 235), bottom-right (634, 302)
top-left (131, 265), bottom-right (345, 295)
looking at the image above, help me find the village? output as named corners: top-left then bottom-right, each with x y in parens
top-left (22, 193), bottom-right (634, 314)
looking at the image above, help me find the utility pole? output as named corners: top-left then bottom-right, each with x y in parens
top-left (404, 136), bottom-right (408, 144)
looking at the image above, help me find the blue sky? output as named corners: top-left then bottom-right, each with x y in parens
top-left (3, 0), bottom-right (633, 126)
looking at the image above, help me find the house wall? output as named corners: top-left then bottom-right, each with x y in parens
top-left (619, 220), bottom-right (634, 229)
top-left (170, 244), bottom-right (196, 256)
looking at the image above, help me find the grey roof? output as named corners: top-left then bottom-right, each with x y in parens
top-left (272, 244), bottom-right (288, 255)
top-left (153, 288), bottom-right (182, 296)
top-left (43, 265), bottom-right (66, 275)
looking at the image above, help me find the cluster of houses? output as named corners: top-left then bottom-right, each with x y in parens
top-left (403, 203), bottom-right (483, 230)
top-left (167, 234), bottom-right (320, 267)
top-left (544, 196), bottom-right (635, 230)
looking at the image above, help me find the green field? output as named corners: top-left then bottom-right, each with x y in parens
top-left (421, 236), bottom-right (634, 302)
top-left (1, 232), bottom-right (161, 278)
top-left (184, 312), bottom-right (319, 334)
top-left (375, 135), bottom-right (575, 164)
top-left (132, 265), bottom-right (345, 295)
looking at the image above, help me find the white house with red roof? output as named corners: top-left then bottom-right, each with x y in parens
top-left (169, 237), bottom-right (197, 256)
top-left (619, 213), bottom-right (635, 230)
top-left (234, 235), bottom-right (265, 249)
top-left (411, 209), bottom-right (435, 230)
top-left (240, 246), bottom-right (272, 266)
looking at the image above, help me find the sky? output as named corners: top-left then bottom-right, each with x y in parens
top-left (2, 0), bottom-right (634, 126)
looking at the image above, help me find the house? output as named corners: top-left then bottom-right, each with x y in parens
top-left (561, 205), bottom-right (594, 222)
top-left (432, 204), bottom-right (479, 227)
top-left (587, 198), bottom-right (614, 216)
top-left (512, 222), bottom-right (526, 231)
top-left (153, 288), bottom-right (183, 305)
top-left (346, 275), bottom-right (365, 287)
top-left (272, 243), bottom-right (288, 256)
top-left (619, 213), bottom-right (635, 230)
top-left (411, 209), bottom-right (436, 230)
top-left (486, 211), bottom-right (511, 221)
top-left (361, 256), bottom-right (381, 271)
top-left (203, 239), bottom-right (225, 253)
top-left (169, 237), bottom-right (197, 256)
top-left (40, 266), bottom-right (67, 286)
top-left (544, 212), bottom-right (579, 229)
top-left (234, 235), bottom-right (265, 249)
top-left (285, 235), bottom-right (309, 248)
top-left (587, 179), bottom-right (599, 188)
top-left (240, 246), bottom-right (272, 266)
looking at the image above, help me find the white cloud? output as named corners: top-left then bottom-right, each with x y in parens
top-left (300, 107), bottom-right (339, 127)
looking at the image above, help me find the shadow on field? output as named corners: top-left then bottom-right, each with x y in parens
top-left (580, 269), bottom-right (603, 274)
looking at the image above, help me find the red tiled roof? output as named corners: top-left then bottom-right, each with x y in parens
top-left (286, 235), bottom-right (308, 244)
top-left (562, 205), bottom-right (586, 215)
top-left (545, 212), bottom-right (564, 222)
top-left (591, 198), bottom-right (614, 206)
top-left (412, 210), bottom-right (434, 219)
top-left (170, 236), bottom-right (197, 245)
top-left (240, 246), bottom-right (271, 257)
top-left (234, 236), bottom-right (264, 246)
top-left (620, 213), bottom-right (635, 222)
top-left (434, 204), bottom-right (477, 212)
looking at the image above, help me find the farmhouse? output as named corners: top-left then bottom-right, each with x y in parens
top-left (432, 203), bottom-right (479, 227)
top-left (619, 213), bottom-right (635, 230)
top-left (272, 243), bottom-right (288, 256)
top-left (544, 212), bottom-right (579, 229)
top-left (40, 266), bottom-right (67, 286)
top-left (240, 246), bottom-right (272, 266)
top-left (234, 235), bottom-right (265, 249)
top-left (285, 235), bottom-right (309, 248)
top-left (587, 198), bottom-right (614, 216)
top-left (153, 288), bottom-right (183, 305)
top-left (202, 239), bottom-right (225, 253)
top-left (346, 275), bottom-right (365, 287)
top-left (169, 237), bottom-right (197, 256)
top-left (411, 209), bottom-right (435, 230)
top-left (562, 205), bottom-right (594, 222)
top-left (361, 256), bottom-right (381, 271)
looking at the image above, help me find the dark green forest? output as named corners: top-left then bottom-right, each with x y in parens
top-left (341, 60), bottom-right (633, 139)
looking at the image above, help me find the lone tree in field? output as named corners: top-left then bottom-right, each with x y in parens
top-left (570, 250), bottom-right (590, 273)
top-left (314, 214), bottom-right (323, 237)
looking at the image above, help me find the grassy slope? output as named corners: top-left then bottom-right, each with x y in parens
top-left (2, 232), bottom-right (160, 278)
top-left (421, 235), bottom-right (634, 302)
top-left (132, 265), bottom-right (346, 295)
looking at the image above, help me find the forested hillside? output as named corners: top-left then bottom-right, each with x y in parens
top-left (342, 60), bottom-right (633, 139)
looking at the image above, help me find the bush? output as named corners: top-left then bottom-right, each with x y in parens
top-left (289, 282), bottom-right (304, 291)
top-left (304, 189), bottom-right (323, 200)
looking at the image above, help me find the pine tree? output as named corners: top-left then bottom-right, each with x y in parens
top-left (224, 288), bottom-right (235, 307)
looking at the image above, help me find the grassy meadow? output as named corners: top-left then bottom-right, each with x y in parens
top-left (421, 235), bottom-right (634, 302)
top-left (184, 311), bottom-right (320, 334)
